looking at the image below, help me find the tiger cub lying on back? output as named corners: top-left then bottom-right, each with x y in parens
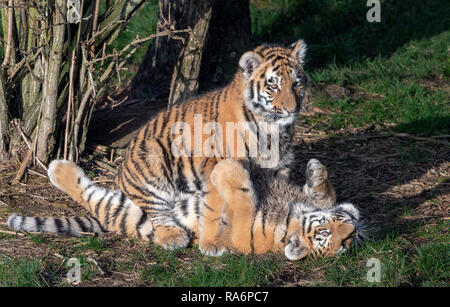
top-left (211, 158), bottom-right (360, 260)
top-left (8, 158), bottom-right (361, 260)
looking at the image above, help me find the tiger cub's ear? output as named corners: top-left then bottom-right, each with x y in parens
top-left (239, 51), bottom-right (262, 79)
top-left (284, 233), bottom-right (309, 260)
top-left (289, 39), bottom-right (307, 65)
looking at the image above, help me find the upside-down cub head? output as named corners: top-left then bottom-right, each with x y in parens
top-left (239, 39), bottom-right (308, 125)
top-left (284, 203), bottom-right (360, 260)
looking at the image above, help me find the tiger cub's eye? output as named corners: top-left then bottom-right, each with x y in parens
top-left (319, 230), bottom-right (330, 237)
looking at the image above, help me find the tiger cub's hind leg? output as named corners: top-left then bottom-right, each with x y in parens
top-left (303, 159), bottom-right (336, 208)
top-left (116, 138), bottom-right (191, 250)
top-left (210, 159), bottom-right (255, 254)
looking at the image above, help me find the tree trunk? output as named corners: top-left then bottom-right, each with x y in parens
top-left (129, 0), bottom-right (190, 100)
top-left (36, 0), bottom-right (66, 163)
top-left (198, 0), bottom-right (252, 93)
top-left (129, 0), bottom-right (252, 102)
top-left (168, 0), bottom-right (214, 105)
top-left (0, 68), bottom-right (9, 162)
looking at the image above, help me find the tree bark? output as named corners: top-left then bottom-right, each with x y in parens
top-left (129, 0), bottom-right (252, 102)
top-left (198, 0), bottom-right (252, 92)
top-left (36, 0), bottom-right (66, 163)
top-left (0, 68), bottom-right (9, 161)
top-left (168, 0), bottom-right (214, 105)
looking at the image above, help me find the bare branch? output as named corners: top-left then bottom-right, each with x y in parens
top-left (1, 0), bottom-right (14, 67)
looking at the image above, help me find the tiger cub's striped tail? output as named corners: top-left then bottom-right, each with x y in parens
top-left (7, 160), bottom-right (154, 241)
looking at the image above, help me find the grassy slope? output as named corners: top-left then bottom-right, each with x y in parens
top-left (311, 30), bottom-right (450, 135)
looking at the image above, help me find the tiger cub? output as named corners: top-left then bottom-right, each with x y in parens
top-left (211, 158), bottom-right (361, 260)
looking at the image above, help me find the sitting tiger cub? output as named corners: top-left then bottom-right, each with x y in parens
top-left (8, 158), bottom-right (361, 260)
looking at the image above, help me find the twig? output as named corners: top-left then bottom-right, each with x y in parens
top-left (64, 47), bottom-right (77, 160)
top-left (92, 179), bottom-right (114, 183)
top-left (431, 135), bottom-right (450, 139)
top-left (86, 20), bottom-right (126, 45)
top-left (94, 160), bottom-right (116, 173)
top-left (11, 148), bottom-right (33, 184)
top-left (79, 231), bottom-right (96, 236)
top-left (7, 47), bottom-right (42, 80)
top-left (87, 29), bottom-right (191, 66)
top-left (0, 229), bottom-right (25, 236)
top-left (387, 130), bottom-right (450, 147)
top-left (15, 121), bottom-right (47, 171)
top-left (309, 130), bottom-right (450, 147)
top-left (27, 169), bottom-right (47, 179)
top-left (87, 257), bottom-right (105, 275)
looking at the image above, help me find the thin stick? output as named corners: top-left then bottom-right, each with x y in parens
top-left (308, 131), bottom-right (450, 147)
top-left (64, 48), bottom-right (76, 160)
top-left (87, 29), bottom-right (191, 66)
top-left (15, 121), bottom-right (47, 170)
top-left (11, 137), bottom-right (36, 184)
top-left (27, 168), bottom-right (47, 178)
top-left (0, 229), bottom-right (25, 236)
top-left (1, 0), bottom-right (13, 67)
top-left (387, 131), bottom-right (450, 147)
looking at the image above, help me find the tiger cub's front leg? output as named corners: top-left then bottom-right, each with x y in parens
top-left (302, 159), bottom-right (336, 209)
top-left (210, 159), bottom-right (255, 254)
top-left (198, 179), bottom-right (228, 256)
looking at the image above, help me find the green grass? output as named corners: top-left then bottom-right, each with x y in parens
top-left (138, 246), bottom-right (284, 287)
top-left (30, 233), bottom-right (46, 245)
top-left (250, 0), bottom-right (450, 135)
top-left (1, 220), bottom-right (447, 286)
top-left (310, 30), bottom-right (450, 135)
top-left (0, 254), bottom-right (45, 287)
top-left (79, 236), bottom-right (106, 251)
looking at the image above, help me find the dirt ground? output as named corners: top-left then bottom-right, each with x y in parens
top-left (0, 93), bottom-right (448, 286)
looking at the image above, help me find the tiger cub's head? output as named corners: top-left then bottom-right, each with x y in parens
top-left (284, 203), bottom-right (361, 260)
top-left (239, 39), bottom-right (308, 125)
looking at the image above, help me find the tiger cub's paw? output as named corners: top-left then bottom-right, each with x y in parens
top-left (199, 242), bottom-right (227, 257)
top-left (210, 159), bottom-right (250, 193)
top-left (304, 159), bottom-right (336, 208)
top-left (154, 226), bottom-right (190, 250)
top-left (305, 159), bottom-right (328, 189)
